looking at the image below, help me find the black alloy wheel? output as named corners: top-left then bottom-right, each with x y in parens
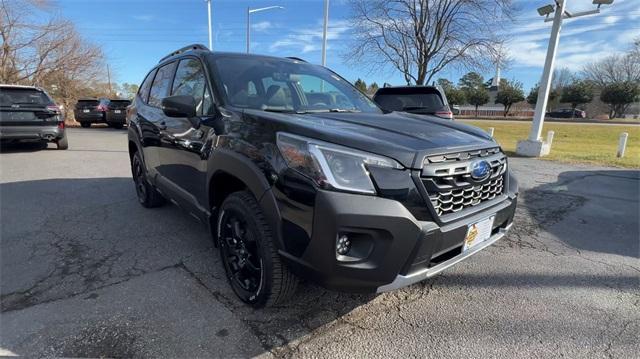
top-left (219, 207), bottom-right (264, 300)
top-left (217, 191), bottom-right (298, 307)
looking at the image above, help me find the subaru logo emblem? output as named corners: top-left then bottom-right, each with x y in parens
top-left (470, 160), bottom-right (491, 181)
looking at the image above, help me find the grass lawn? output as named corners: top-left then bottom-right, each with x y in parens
top-left (461, 120), bottom-right (640, 169)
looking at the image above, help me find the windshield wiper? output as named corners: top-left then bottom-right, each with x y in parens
top-left (299, 108), bottom-right (361, 113)
top-left (262, 108), bottom-right (305, 114)
top-left (329, 108), bottom-right (360, 113)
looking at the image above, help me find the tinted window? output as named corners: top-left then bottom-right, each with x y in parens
top-left (171, 58), bottom-right (213, 115)
top-left (0, 88), bottom-right (51, 107)
top-left (375, 91), bottom-right (444, 112)
top-left (148, 62), bottom-right (176, 108)
top-left (138, 69), bottom-right (157, 103)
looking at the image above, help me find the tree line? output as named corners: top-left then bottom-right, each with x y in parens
top-left (428, 39), bottom-right (639, 118)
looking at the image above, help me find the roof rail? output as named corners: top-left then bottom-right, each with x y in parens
top-left (159, 44), bottom-right (209, 63)
top-left (286, 56), bottom-right (307, 63)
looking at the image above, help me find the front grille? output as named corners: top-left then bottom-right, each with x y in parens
top-left (421, 148), bottom-right (507, 216)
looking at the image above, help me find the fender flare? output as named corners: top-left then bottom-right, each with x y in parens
top-left (206, 149), bottom-right (284, 249)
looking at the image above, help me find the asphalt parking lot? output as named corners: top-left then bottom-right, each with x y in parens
top-left (1, 128), bottom-right (638, 358)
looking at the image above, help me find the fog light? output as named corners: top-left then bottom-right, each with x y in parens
top-left (336, 234), bottom-right (351, 255)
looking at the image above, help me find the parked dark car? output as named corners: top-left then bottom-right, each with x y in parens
top-left (105, 99), bottom-right (131, 129)
top-left (127, 45), bottom-right (518, 307)
top-left (74, 98), bottom-right (109, 127)
top-left (0, 84), bottom-right (68, 149)
top-left (546, 108), bottom-right (586, 119)
top-left (372, 86), bottom-right (454, 120)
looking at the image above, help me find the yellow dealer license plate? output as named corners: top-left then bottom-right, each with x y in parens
top-left (463, 216), bottom-right (495, 251)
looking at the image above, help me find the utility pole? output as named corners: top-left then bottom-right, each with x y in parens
top-left (516, 0), bottom-right (614, 157)
top-left (107, 64), bottom-right (112, 97)
top-left (321, 0), bottom-right (329, 66)
top-left (206, 0), bottom-right (213, 50)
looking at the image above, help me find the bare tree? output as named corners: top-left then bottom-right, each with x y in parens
top-left (582, 53), bottom-right (640, 87)
top-left (345, 0), bottom-right (514, 85)
top-left (1, 0), bottom-right (105, 120)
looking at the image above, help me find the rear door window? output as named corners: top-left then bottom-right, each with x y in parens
top-left (148, 62), bottom-right (176, 108)
top-left (0, 89), bottom-right (50, 107)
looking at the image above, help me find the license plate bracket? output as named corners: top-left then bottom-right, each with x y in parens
top-left (463, 216), bottom-right (495, 251)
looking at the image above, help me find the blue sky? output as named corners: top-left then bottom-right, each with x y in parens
top-left (55, 0), bottom-right (639, 91)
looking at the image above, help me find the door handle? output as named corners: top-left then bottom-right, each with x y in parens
top-left (158, 121), bottom-right (167, 130)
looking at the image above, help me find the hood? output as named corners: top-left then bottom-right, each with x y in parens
top-left (243, 109), bottom-right (497, 169)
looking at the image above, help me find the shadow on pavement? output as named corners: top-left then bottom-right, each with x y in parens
top-left (520, 170), bottom-right (640, 258)
top-left (0, 140), bottom-right (50, 153)
top-left (0, 177), bottom-right (372, 357)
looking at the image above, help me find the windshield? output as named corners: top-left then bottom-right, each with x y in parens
top-left (375, 91), bottom-right (444, 113)
top-left (214, 56), bottom-right (381, 114)
top-left (0, 88), bottom-right (51, 107)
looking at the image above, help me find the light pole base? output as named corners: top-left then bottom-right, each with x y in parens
top-left (516, 139), bottom-right (551, 157)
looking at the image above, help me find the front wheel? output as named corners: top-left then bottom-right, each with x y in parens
top-left (217, 191), bottom-right (298, 307)
top-left (80, 122), bottom-right (91, 128)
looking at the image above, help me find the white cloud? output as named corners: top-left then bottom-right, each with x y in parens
top-left (269, 19), bottom-right (351, 54)
top-left (251, 21), bottom-right (272, 32)
top-left (617, 28), bottom-right (640, 45)
top-left (505, 5), bottom-right (627, 70)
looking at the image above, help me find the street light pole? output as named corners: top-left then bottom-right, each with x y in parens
top-left (206, 0), bottom-right (213, 50)
top-left (516, 0), bottom-right (613, 157)
top-left (246, 5), bottom-right (284, 54)
top-left (321, 0), bottom-right (329, 66)
top-left (246, 6), bottom-right (250, 53)
top-left (529, 0), bottom-right (565, 142)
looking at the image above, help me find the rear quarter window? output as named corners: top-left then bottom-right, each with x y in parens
top-left (138, 68), bottom-right (157, 104)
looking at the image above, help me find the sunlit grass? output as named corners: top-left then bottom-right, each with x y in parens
top-left (462, 120), bottom-right (640, 168)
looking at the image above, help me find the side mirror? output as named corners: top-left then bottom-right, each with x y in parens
top-left (161, 95), bottom-right (196, 118)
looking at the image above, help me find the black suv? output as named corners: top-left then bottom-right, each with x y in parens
top-left (127, 45), bottom-right (518, 307)
top-left (105, 99), bottom-right (131, 129)
top-left (0, 84), bottom-right (68, 150)
top-left (74, 98), bottom-right (109, 127)
top-left (373, 85), bottom-right (454, 120)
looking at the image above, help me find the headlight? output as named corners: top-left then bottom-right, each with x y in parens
top-left (276, 132), bottom-right (402, 194)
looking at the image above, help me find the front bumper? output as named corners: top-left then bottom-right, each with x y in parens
top-left (377, 223), bottom-right (512, 292)
top-left (0, 125), bottom-right (64, 141)
top-left (282, 189), bottom-right (517, 293)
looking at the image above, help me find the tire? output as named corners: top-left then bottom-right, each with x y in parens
top-left (56, 132), bottom-right (68, 150)
top-left (217, 191), bottom-right (298, 307)
top-left (112, 123), bottom-right (124, 129)
top-left (80, 122), bottom-right (91, 128)
top-left (131, 151), bottom-right (165, 208)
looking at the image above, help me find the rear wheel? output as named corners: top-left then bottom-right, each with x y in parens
top-left (111, 123), bottom-right (124, 129)
top-left (217, 191), bottom-right (298, 307)
top-left (131, 151), bottom-right (165, 208)
top-left (56, 132), bottom-right (68, 150)
top-left (80, 122), bottom-right (90, 128)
